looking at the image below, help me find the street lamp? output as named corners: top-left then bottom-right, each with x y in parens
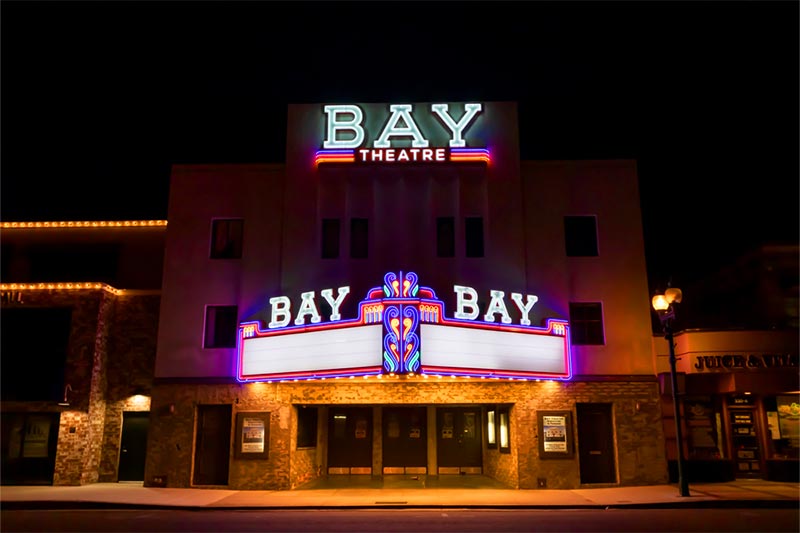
top-left (652, 287), bottom-right (690, 497)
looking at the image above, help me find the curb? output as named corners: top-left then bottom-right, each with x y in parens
top-left (3, 500), bottom-right (799, 511)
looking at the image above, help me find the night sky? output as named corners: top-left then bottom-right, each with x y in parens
top-left (1, 1), bottom-right (798, 292)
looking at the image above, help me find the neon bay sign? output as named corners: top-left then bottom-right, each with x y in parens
top-left (315, 103), bottom-right (490, 165)
top-left (238, 272), bottom-right (570, 382)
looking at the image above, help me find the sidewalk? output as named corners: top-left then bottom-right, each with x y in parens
top-left (2, 479), bottom-right (798, 510)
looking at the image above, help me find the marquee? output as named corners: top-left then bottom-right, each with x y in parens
top-left (237, 272), bottom-right (571, 382)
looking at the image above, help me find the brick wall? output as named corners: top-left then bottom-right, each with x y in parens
top-left (146, 378), bottom-right (667, 490)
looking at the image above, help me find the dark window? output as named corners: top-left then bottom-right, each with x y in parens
top-left (321, 219), bottom-right (340, 259)
top-left (569, 302), bottom-right (605, 345)
top-left (297, 406), bottom-right (318, 448)
top-left (564, 216), bottom-right (598, 257)
top-left (1, 307), bottom-right (71, 401)
top-left (350, 218), bottom-right (368, 259)
top-left (28, 244), bottom-right (120, 284)
top-left (437, 217), bottom-right (455, 258)
top-left (210, 219), bottom-right (244, 259)
top-left (204, 305), bottom-right (238, 348)
top-left (465, 217), bottom-right (484, 258)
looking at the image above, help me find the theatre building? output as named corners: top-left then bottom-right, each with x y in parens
top-left (143, 101), bottom-right (669, 490)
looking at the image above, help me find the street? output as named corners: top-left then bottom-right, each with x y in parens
top-left (2, 508), bottom-right (798, 532)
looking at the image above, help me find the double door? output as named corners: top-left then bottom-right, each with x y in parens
top-left (383, 407), bottom-right (427, 473)
top-left (328, 407), bottom-right (373, 473)
top-left (436, 407), bottom-right (482, 473)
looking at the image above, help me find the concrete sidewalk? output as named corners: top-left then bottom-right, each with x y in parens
top-left (1, 479), bottom-right (798, 510)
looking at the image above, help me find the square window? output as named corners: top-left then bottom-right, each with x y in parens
top-left (465, 217), bottom-right (484, 258)
top-left (204, 305), bottom-right (238, 348)
top-left (297, 406), bottom-right (318, 448)
top-left (210, 219), bottom-right (244, 259)
top-left (437, 217), bottom-right (455, 258)
top-left (564, 216), bottom-right (598, 257)
top-left (350, 218), bottom-right (368, 259)
top-left (321, 219), bottom-right (340, 259)
top-left (569, 302), bottom-right (605, 345)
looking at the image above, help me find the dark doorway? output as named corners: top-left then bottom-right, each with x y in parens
top-left (383, 407), bottom-right (427, 472)
top-left (436, 408), bottom-right (482, 471)
top-left (0, 412), bottom-right (60, 485)
top-left (577, 403), bottom-right (617, 484)
top-left (192, 405), bottom-right (231, 486)
top-left (118, 412), bottom-right (149, 481)
top-left (328, 407), bottom-right (372, 472)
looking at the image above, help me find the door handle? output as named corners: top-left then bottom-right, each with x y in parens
top-left (589, 450), bottom-right (601, 455)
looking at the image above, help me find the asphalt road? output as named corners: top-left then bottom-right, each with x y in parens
top-left (2, 508), bottom-right (799, 532)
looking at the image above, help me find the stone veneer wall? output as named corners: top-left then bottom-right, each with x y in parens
top-left (145, 378), bottom-right (667, 490)
top-left (0, 289), bottom-right (160, 486)
top-left (98, 295), bottom-right (160, 482)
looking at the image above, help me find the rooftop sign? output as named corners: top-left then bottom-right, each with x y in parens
top-left (315, 103), bottom-right (490, 165)
top-left (237, 271), bottom-right (570, 382)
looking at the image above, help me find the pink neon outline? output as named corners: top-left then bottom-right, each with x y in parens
top-left (237, 277), bottom-right (571, 382)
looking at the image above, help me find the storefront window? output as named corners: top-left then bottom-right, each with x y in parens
top-left (765, 395), bottom-right (800, 459)
top-left (684, 397), bottom-right (725, 460)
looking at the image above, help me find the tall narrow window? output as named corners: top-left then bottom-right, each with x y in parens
top-left (564, 215), bottom-right (598, 257)
top-left (499, 407), bottom-right (510, 453)
top-left (210, 219), bottom-right (244, 259)
top-left (569, 302), bottom-right (605, 345)
top-left (321, 218), bottom-right (340, 259)
top-left (204, 305), bottom-right (238, 348)
top-left (486, 409), bottom-right (497, 449)
top-left (465, 217), bottom-right (484, 258)
top-left (436, 217), bottom-right (455, 257)
top-left (350, 218), bottom-right (368, 259)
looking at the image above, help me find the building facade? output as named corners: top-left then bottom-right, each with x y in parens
top-left (144, 101), bottom-right (668, 490)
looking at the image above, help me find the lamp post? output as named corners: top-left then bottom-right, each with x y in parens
top-left (652, 287), bottom-right (690, 497)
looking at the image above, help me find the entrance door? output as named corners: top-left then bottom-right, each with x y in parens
top-left (192, 405), bottom-right (231, 486)
top-left (383, 407), bottom-right (427, 473)
top-left (328, 407), bottom-right (372, 473)
top-left (577, 403), bottom-right (617, 484)
top-left (436, 408), bottom-right (482, 472)
top-left (118, 412), bottom-right (149, 481)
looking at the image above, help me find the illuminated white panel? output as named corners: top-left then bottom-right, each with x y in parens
top-left (242, 324), bottom-right (382, 376)
top-left (421, 324), bottom-right (566, 374)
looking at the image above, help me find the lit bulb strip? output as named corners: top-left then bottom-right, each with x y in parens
top-left (315, 150), bottom-right (355, 165)
top-left (1, 282), bottom-right (125, 295)
top-left (449, 148), bottom-right (490, 163)
top-left (1, 220), bottom-right (167, 229)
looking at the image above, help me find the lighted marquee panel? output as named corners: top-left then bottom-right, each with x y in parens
top-left (237, 272), bottom-right (571, 382)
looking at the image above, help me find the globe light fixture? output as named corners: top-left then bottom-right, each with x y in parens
top-left (652, 286), bottom-right (690, 497)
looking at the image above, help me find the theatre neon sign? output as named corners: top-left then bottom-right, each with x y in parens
top-left (237, 272), bottom-right (570, 382)
top-left (315, 103), bottom-right (490, 165)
